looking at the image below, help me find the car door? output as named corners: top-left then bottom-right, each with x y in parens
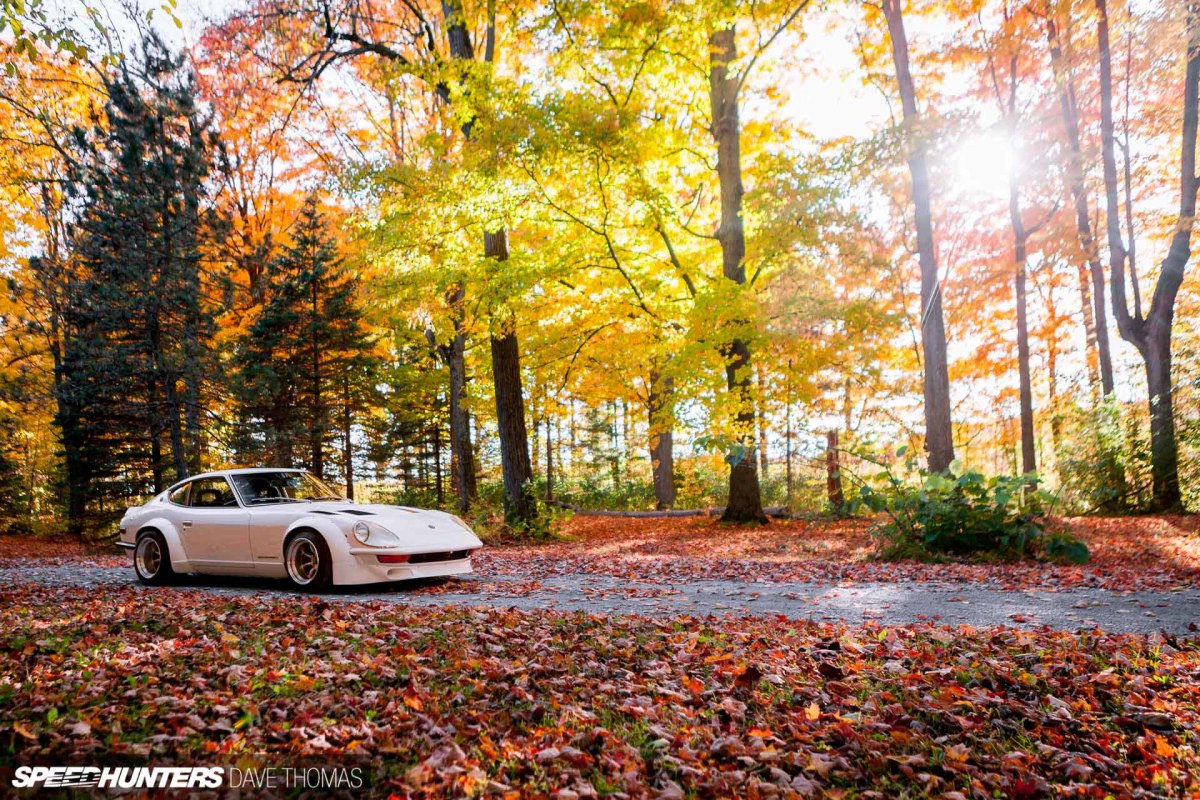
top-left (179, 476), bottom-right (253, 574)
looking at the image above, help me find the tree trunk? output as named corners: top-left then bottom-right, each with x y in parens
top-left (882, 0), bottom-right (955, 473)
top-left (1006, 81), bottom-right (1037, 477)
top-left (149, 304), bottom-right (187, 483)
top-left (1045, 288), bottom-right (1065, 474)
top-left (487, 228), bottom-right (536, 525)
top-left (710, 27), bottom-right (767, 525)
top-left (609, 400), bottom-right (620, 492)
top-left (545, 416), bottom-right (554, 503)
top-left (1097, 0), bottom-right (1198, 510)
top-left (756, 365), bottom-right (769, 479)
top-left (648, 371), bottom-right (675, 510)
top-left (1145, 324), bottom-right (1180, 507)
top-left (165, 379), bottom-right (187, 482)
top-left (150, 430), bottom-right (164, 495)
top-left (1047, 15), bottom-right (1115, 397)
top-left (826, 430), bottom-right (844, 511)
top-left (1074, 264), bottom-right (1101, 392)
top-left (490, 328), bottom-right (536, 523)
top-left (784, 366), bottom-right (794, 509)
top-left (457, 0), bottom-right (533, 523)
top-left (309, 267), bottom-right (324, 479)
top-left (1014, 237), bottom-right (1036, 477)
top-left (443, 284), bottom-right (476, 512)
top-left (342, 373), bottom-right (354, 500)
top-left (433, 422), bottom-right (443, 506)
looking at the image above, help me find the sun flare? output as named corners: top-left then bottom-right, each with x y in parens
top-left (951, 131), bottom-right (1017, 199)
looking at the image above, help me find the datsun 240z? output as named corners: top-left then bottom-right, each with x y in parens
top-left (117, 468), bottom-right (482, 591)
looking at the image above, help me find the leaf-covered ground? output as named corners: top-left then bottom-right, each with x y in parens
top-left (1, 583), bottom-right (1198, 798)
top-left (3, 514), bottom-right (1198, 594)
top-left (475, 515), bottom-right (1200, 592)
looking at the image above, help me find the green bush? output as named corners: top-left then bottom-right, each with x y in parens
top-left (857, 463), bottom-right (1089, 564)
top-left (1056, 395), bottom-right (1147, 513)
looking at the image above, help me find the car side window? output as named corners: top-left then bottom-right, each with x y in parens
top-left (187, 478), bottom-right (239, 509)
top-left (168, 483), bottom-right (191, 506)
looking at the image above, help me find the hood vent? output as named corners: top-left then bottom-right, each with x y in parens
top-left (338, 509), bottom-right (375, 516)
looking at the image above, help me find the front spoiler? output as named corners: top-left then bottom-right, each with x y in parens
top-left (333, 554), bottom-right (474, 586)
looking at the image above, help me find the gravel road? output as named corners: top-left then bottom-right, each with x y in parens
top-left (4, 559), bottom-right (1198, 633)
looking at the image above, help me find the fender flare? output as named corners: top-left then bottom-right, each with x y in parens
top-left (134, 517), bottom-right (188, 572)
top-left (282, 516), bottom-right (359, 585)
top-left (281, 516), bottom-right (349, 556)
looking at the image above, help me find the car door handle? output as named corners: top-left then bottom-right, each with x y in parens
top-left (181, 521), bottom-right (193, 528)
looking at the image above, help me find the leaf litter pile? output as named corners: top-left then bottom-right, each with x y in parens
top-left (3, 584), bottom-right (1198, 798)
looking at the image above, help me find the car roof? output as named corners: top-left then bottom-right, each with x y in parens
top-left (166, 467), bottom-right (305, 491)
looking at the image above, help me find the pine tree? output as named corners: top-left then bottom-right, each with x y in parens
top-left (232, 196), bottom-right (378, 488)
top-left (58, 34), bottom-right (217, 535)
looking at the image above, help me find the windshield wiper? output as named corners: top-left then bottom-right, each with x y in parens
top-left (310, 496), bottom-right (345, 502)
top-left (247, 497), bottom-right (306, 504)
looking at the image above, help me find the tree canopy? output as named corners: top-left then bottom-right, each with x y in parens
top-left (1, 0), bottom-right (1199, 534)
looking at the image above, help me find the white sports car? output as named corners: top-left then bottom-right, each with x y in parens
top-left (116, 468), bottom-right (483, 591)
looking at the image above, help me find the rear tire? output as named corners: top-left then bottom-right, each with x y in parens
top-left (285, 531), bottom-right (332, 592)
top-left (134, 531), bottom-right (175, 586)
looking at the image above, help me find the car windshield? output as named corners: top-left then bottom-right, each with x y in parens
top-left (230, 471), bottom-right (344, 505)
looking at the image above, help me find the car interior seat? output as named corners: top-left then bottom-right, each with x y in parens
top-left (194, 488), bottom-right (223, 507)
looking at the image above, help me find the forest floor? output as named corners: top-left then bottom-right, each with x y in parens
top-left (1, 516), bottom-right (1198, 796)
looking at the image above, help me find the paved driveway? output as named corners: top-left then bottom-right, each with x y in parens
top-left (5, 559), bottom-right (1199, 633)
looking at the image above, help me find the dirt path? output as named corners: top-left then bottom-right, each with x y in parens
top-left (5, 559), bottom-right (1198, 633)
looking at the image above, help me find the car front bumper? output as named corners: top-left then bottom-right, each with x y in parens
top-left (332, 550), bottom-right (476, 585)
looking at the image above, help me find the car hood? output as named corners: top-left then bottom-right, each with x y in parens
top-left (309, 503), bottom-right (482, 551)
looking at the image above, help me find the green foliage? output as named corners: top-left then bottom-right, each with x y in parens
top-left (857, 461), bottom-right (1089, 564)
top-left (58, 34), bottom-right (217, 533)
top-left (1056, 396), bottom-right (1146, 513)
top-left (230, 194), bottom-right (380, 480)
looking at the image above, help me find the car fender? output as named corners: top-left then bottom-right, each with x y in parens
top-left (281, 516), bottom-right (357, 584)
top-left (133, 516), bottom-right (194, 573)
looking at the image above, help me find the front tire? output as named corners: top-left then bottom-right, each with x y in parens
top-left (134, 531), bottom-right (175, 586)
top-left (285, 531), bottom-right (332, 591)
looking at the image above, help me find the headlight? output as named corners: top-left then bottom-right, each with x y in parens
top-left (351, 521), bottom-right (401, 548)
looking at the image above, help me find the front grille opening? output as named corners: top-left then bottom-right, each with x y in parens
top-left (408, 549), bottom-right (472, 564)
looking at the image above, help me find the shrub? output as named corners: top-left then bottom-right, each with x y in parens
top-left (1056, 395), bottom-right (1148, 513)
top-left (857, 463), bottom-right (1089, 564)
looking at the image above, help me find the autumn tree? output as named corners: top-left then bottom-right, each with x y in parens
top-left (979, 3), bottom-right (1060, 477)
top-left (1097, 0), bottom-right (1200, 510)
top-left (1044, 6), bottom-right (1115, 397)
top-left (0, 47), bottom-right (103, 527)
top-left (238, 0), bottom-right (536, 524)
top-left (879, 0), bottom-right (956, 473)
top-left (708, 25), bottom-right (768, 522)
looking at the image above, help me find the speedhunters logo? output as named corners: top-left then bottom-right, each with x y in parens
top-left (12, 767), bottom-right (223, 790)
top-left (11, 765), bottom-right (364, 791)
